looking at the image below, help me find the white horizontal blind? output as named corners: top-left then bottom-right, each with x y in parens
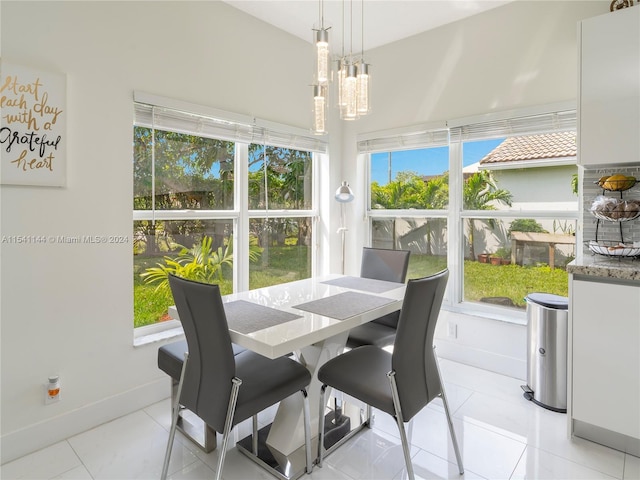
top-left (357, 128), bottom-right (449, 153)
top-left (134, 102), bottom-right (328, 154)
top-left (450, 109), bottom-right (576, 141)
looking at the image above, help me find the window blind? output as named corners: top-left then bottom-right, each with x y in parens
top-left (134, 101), bottom-right (328, 154)
top-left (449, 109), bottom-right (576, 141)
top-left (357, 128), bottom-right (449, 154)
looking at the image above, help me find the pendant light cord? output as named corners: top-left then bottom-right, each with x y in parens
top-left (361, 0), bottom-right (364, 59)
top-left (349, 0), bottom-right (353, 59)
top-left (341, 0), bottom-right (345, 58)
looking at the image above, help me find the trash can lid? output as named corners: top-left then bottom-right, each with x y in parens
top-left (526, 293), bottom-right (568, 310)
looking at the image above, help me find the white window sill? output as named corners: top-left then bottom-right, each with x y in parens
top-left (133, 319), bottom-right (184, 347)
top-left (443, 302), bottom-right (527, 326)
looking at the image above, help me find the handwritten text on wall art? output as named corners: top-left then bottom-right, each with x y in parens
top-left (1, 62), bottom-right (66, 186)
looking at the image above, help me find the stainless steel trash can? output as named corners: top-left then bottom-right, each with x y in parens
top-left (522, 293), bottom-right (568, 413)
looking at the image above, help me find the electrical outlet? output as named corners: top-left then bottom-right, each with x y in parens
top-left (447, 322), bottom-right (458, 339)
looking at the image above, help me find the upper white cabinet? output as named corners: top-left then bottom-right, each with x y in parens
top-left (578, 7), bottom-right (640, 167)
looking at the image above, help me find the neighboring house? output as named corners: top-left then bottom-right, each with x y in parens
top-left (479, 131), bottom-right (577, 211)
top-left (476, 131), bottom-right (579, 264)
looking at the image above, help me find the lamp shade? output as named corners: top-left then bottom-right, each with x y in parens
top-left (335, 181), bottom-right (355, 203)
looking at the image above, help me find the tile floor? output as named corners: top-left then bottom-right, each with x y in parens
top-left (2, 359), bottom-right (638, 480)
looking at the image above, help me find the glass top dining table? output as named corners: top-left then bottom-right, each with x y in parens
top-left (168, 274), bottom-right (406, 480)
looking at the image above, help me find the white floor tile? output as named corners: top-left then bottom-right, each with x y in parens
top-left (454, 389), bottom-right (626, 478)
top-left (309, 462), bottom-right (356, 480)
top-left (427, 382), bottom-right (475, 416)
top-left (438, 360), bottom-right (525, 404)
top-left (394, 449), bottom-right (485, 480)
top-left (454, 389), bottom-right (559, 443)
top-left (369, 409), bottom-right (403, 439)
top-left (143, 397), bottom-right (172, 431)
top-left (408, 407), bottom-right (526, 480)
top-left (52, 465), bottom-right (93, 480)
top-left (511, 445), bottom-right (619, 479)
top-left (67, 410), bottom-right (197, 479)
top-left (210, 448), bottom-right (281, 480)
top-left (325, 428), bottom-right (417, 480)
top-left (166, 459), bottom-right (215, 479)
top-left (624, 454), bottom-right (640, 480)
top-left (0, 441), bottom-right (82, 480)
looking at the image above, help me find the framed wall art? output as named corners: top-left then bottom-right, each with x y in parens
top-left (0, 61), bottom-right (67, 187)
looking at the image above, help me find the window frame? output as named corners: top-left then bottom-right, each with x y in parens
top-left (133, 93), bottom-right (325, 337)
top-left (363, 102), bottom-right (579, 323)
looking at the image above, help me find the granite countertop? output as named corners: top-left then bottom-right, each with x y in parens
top-left (567, 256), bottom-right (640, 281)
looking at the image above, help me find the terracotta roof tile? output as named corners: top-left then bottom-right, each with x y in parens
top-left (479, 132), bottom-right (576, 164)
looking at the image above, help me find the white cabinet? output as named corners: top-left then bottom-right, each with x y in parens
top-left (578, 7), bottom-right (640, 167)
top-left (569, 276), bottom-right (640, 453)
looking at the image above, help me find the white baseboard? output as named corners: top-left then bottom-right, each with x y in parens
top-left (435, 338), bottom-right (527, 380)
top-left (1, 378), bottom-right (169, 465)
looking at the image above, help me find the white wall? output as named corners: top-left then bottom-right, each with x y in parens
top-left (338, 1), bottom-right (604, 380)
top-left (0, 0), bottom-right (608, 463)
top-left (0, 0), bottom-right (322, 463)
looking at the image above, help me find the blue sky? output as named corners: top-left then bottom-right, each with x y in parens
top-left (371, 138), bottom-right (504, 185)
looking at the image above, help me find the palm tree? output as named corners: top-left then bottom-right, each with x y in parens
top-left (463, 170), bottom-right (512, 260)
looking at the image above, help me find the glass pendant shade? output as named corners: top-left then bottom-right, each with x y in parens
top-left (315, 29), bottom-right (330, 85)
top-left (312, 85), bottom-right (327, 135)
top-left (337, 58), bottom-right (346, 107)
top-left (342, 64), bottom-right (358, 120)
top-left (356, 62), bottom-right (370, 114)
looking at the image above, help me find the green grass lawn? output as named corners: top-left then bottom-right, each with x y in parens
top-left (463, 261), bottom-right (568, 308)
top-left (134, 249), bottom-right (568, 327)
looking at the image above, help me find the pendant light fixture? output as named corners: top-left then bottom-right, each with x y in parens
top-left (338, 0), bottom-right (371, 121)
top-left (343, 63), bottom-right (358, 120)
top-left (312, 84), bottom-right (327, 134)
top-left (312, 0), bottom-right (329, 134)
top-left (356, 0), bottom-right (371, 115)
top-left (315, 28), bottom-right (330, 85)
top-left (311, 0), bottom-right (372, 134)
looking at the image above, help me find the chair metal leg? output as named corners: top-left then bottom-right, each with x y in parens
top-left (434, 347), bottom-right (464, 475)
top-left (301, 389), bottom-right (313, 474)
top-left (333, 395), bottom-right (343, 423)
top-left (366, 403), bottom-right (373, 427)
top-left (388, 371), bottom-right (415, 480)
top-left (252, 415), bottom-right (259, 455)
top-left (161, 352), bottom-right (189, 480)
top-left (317, 384), bottom-right (328, 468)
top-left (215, 377), bottom-right (242, 480)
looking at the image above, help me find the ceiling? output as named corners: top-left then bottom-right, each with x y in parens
top-left (221, 0), bottom-right (515, 51)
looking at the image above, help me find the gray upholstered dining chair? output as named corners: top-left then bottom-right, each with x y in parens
top-left (157, 339), bottom-right (246, 453)
top-left (346, 247), bottom-right (411, 349)
top-left (161, 275), bottom-right (313, 480)
top-left (317, 270), bottom-right (464, 480)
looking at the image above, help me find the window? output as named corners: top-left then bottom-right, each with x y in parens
top-left (362, 126), bottom-right (450, 281)
top-left (133, 94), bottom-right (325, 330)
top-left (248, 142), bottom-right (314, 290)
top-left (365, 106), bottom-right (578, 319)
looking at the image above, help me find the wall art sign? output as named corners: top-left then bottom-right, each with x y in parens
top-left (0, 61), bottom-right (67, 186)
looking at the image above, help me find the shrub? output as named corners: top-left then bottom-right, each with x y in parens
top-left (493, 247), bottom-right (511, 259)
top-left (141, 235), bottom-right (261, 294)
top-left (508, 219), bottom-right (547, 236)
